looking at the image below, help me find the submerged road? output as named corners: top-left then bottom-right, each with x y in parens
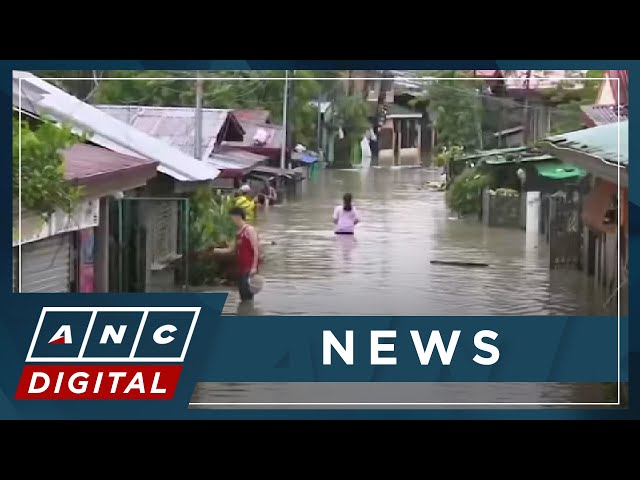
top-left (191, 167), bottom-right (617, 408)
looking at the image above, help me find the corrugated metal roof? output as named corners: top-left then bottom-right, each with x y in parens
top-left (232, 109), bottom-right (271, 123)
top-left (460, 146), bottom-right (530, 161)
top-left (493, 126), bottom-right (524, 137)
top-left (581, 104), bottom-right (628, 126)
top-left (546, 121), bottom-right (628, 166)
top-left (96, 105), bottom-right (244, 160)
top-left (217, 148), bottom-right (269, 163)
top-left (251, 165), bottom-right (296, 178)
top-left (13, 71), bottom-right (219, 182)
top-left (482, 154), bottom-right (556, 165)
top-left (63, 143), bottom-right (158, 185)
top-left (208, 151), bottom-right (265, 171)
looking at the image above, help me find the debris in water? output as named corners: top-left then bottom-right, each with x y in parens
top-left (430, 260), bottom-right (489, 268)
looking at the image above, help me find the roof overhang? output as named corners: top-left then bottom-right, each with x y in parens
top-left (539, 141), bottom-right (627, 188)
top-left (13, 72), bottom-right (220, 183)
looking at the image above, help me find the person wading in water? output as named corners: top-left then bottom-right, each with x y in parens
top-left (234, 184), bottom-right (256, 223)
top-left (333, 193), bottom-right (360, 235)
top-left (214, 207), bottom-right (261, 302)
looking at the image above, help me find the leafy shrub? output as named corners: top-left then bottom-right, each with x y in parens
top-left (185, 187), bottom-right (238, 286)
top-left (446, 168), bottom-right (492, 217)
top-left (435, 145), bottom-right (464, 168)
top-left (189, 187), bottom-right (236, 251)
top-left (13, 117), bottom-right (82, 215)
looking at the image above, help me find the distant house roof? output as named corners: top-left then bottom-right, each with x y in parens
top-left (232, 109), bottom-right (271, 124)
top-left (493, 126), bottom-right (524, 137)
top-left (606, 70), bottom-right (628, 106)
top-left (95, 105), bottom-right (245, 160)
top-left (13, 71), bottom-right (219, 183)
top-left (372, 103), bottom-right (422, 119)
top-left (208, 151), bottom-right (267, 179)
top-left (459, 146), bottom-right (530, 161)
top-left (473, 70), bottom-right (587, 90)
top-left (581, 104), bottom-right (628, 127)
top-left (63, 143), bottom-right (158, 192)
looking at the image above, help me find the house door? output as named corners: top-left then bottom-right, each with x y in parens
top-left (110, 197), bottom-right (190, 293)
top-left (549, 191), bottom-right (583, 269)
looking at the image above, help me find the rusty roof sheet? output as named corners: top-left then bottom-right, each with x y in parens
top-left (581, 104), bottom-right (628, 126)
top-left (63, 143), bottom-right (158, 186)
top-left (96, 105), bottom-right (245, 160)
top-left (13, 71), bottom-right (220, 182)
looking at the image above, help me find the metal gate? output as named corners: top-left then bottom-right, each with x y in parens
top-left (548, 191), bottom-right (583, 269)
top-left (15, 234), bottom-right (72, 292)
top-left (109, 197), bottom-right (189, 293)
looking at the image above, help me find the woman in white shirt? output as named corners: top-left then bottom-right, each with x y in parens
top-left (333, 193), bottom-right (361, 234)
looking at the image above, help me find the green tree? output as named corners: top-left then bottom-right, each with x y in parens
top-left (330, 95), bottom-right (370, 167)
top-left (36, 69), bottom-right (343, 152)
top-left (14, 117), bottom-right (82, 215)
top-left (415, 70), bottom-right (483, 151)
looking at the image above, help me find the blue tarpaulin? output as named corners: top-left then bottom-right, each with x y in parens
top-left (300, 153), bottom-right (319, 164)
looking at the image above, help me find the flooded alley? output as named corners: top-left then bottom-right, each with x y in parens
top-left (218, 167), bottom-right (613, 316)
top-left (192, 167), bottom-right (618, 409)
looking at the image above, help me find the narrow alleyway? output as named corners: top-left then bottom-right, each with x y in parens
top-left (216, 167), bottom-right (614, 316)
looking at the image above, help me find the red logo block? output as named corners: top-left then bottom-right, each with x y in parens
top-left (15, 365), bottom-right (182, 400)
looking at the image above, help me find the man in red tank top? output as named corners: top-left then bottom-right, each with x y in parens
top-left (228, 207), bottom-right (260, 301)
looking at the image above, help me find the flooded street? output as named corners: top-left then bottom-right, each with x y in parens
top-left (221, 167), bottom-right (612, 316)
top-left (191, 167), bottom-right (617, 409)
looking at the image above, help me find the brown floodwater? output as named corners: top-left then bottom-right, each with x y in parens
top-left (190, 167), bottom-right (620, 408)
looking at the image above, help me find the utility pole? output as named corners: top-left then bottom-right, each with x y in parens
top-left (316, 92), bottom-right (323, 160)
top-left (280, 70), bottom-right (289, 170)
top-left (372, 70), bottom-right (391, 167)
top-left (194, 71), bottom-right (203, 160)
top-left (522, 69), bottom-right (532, 145)
top-left (285, 70), bottom-right (296, 169)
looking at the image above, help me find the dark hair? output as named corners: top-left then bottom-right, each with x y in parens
top-left (229, 207), bottom-right (246, 220)
top-left (343, 193), bottom-right (353, 212)
top-left (257, 194), bottom-right (266, 205)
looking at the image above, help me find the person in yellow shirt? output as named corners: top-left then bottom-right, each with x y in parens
top-left (234, 184), bottom-right (256, 223)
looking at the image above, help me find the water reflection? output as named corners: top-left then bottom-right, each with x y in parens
top-left (192, 167), bottom-right (617, 407)
top-left (206, 167), bottom-right (614, 316)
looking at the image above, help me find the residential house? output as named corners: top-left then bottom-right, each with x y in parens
top-left (13, 142), bottom-right (158, 293)
top-left (473, 70), bottom-right (589, 146)
top-left (376, 104), bottom-right (424, 167)
top-left (542, 121), bottom-right (628, 315)
top-left (341, 70), bottom-right (428, 167)
top-left (493, 126), bottom-right (525, 148)
top-left (581, 70), bottom-right (629, 127)
top-left (95, 105), bottom-right (267, 190)
top-left (14, 71), bottom-right (220, 293)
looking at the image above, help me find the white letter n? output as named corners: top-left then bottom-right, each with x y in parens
top-left (100, 325), bottom-right (127, 345)
top-left (323, 330), bottom-right (354, 365)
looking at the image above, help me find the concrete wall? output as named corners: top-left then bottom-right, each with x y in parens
top-left (482, 190), bottom-right (522, 228)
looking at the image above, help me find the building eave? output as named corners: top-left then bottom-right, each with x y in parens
top-left (539, 141), bottom-right (627, 188)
